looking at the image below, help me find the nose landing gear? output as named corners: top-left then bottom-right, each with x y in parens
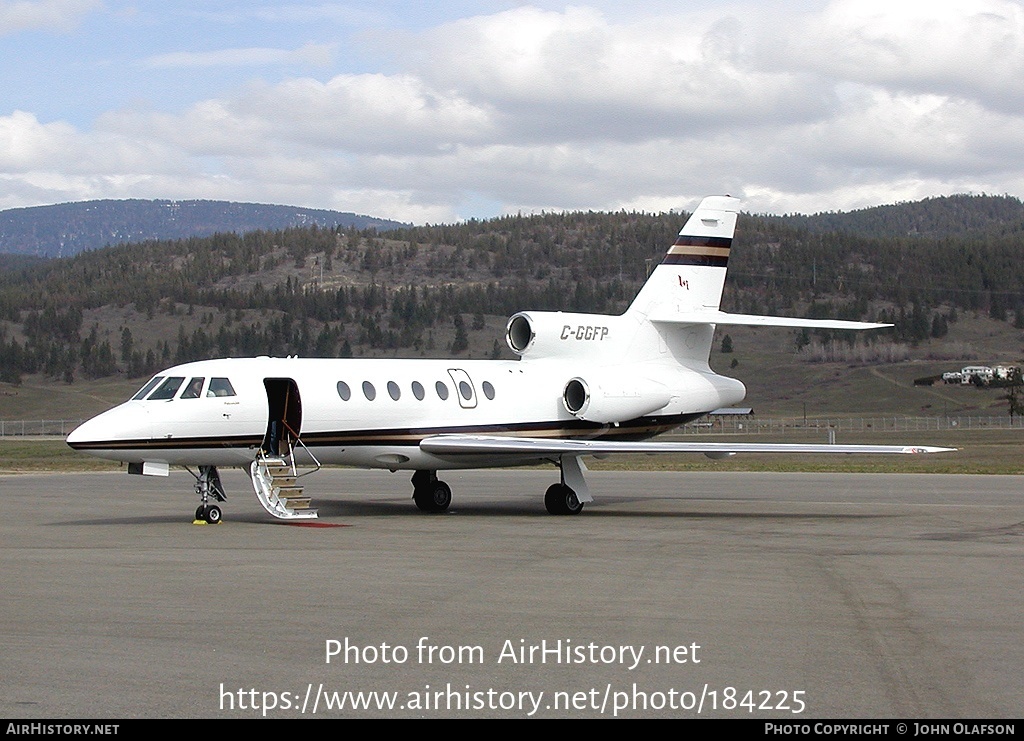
top-left (190, 465), bottom-right (226, 524)
top-left (195, 503), bottom-right (222, 524)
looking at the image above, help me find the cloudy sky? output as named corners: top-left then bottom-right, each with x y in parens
top-left (2, 0), bottom-right (1023, 223)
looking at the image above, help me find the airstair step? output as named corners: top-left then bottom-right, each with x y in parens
top-left (250, 453), bottom-right (319, 520)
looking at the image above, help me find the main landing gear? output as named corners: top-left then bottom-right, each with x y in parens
top-left (544, 483), bottom-right (584, 515)
top-left (411, 455), bottom-right (593, 515)
top-left (543, 454), bottom-right (591, 515)
top-left (191, 465), bottom-right (227, 524)
top-left (411, 470), bottom-right (452, 511)
top-left (411, 470), bottom-right (452, 513)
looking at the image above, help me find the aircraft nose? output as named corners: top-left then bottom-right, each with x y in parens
top-left (66, 415), bottom-right (101, 446)
top-left (67, 404), bottom-right (150, 450)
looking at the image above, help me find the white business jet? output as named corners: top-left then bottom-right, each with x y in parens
top-left (67, 196), bottom-right (952, 522)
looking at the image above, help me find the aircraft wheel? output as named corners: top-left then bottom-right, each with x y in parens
top-left (545, 484), bottom-right (584, 515)
top-left (413, 482), bottom-right (451, 513)
top-left (413, 487), bottom-right (432, 512)
top-left (204, 504), bottom-right (223, 524)
top-left (431, 481), bottom-right (452, 511)
top-left (195, 505), bottom-right (206, 521)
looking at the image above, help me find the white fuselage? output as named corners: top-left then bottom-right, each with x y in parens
top-left (66, 355), bottom-right (746, 471)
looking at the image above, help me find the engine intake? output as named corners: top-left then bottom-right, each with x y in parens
top-left (506, 314), bottom-right (535, 354)
top-left (505, 311), bottom-right (624, 359)
top-left (562, 374), bottom-right (671, 423)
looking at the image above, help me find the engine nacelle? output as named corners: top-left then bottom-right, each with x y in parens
top-left (562, 373), bottom-right (671, 424)
top-left (506, 311), bottom-right (624, 360)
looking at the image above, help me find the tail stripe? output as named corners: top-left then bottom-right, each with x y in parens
top-left (672, 236), bottom-right (732, 248)
top-left (662, 253), bottom-right (729, 267)
top-left (664, 236), bottom-right (732, 267)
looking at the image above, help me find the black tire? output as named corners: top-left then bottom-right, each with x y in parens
top-left (430, 481), bottom-right (452, 512)
top-left (545, 483), bottom-right (584, 515)
top-left (195, 505), bottom-right (206, 521)
top-left (413, 482), bottom-right (451, 513)
top-left (413, 487), bottom-right (433, 512)
top-left (205, 504), bottom-right (222, 524)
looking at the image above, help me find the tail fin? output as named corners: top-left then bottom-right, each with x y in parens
top-left (626, 195), bottom-right (740, 319)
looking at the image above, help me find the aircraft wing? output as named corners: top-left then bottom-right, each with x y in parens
top-left (419, 435), bottom-right (955, 456)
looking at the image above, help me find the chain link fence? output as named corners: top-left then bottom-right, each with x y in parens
top-left (681, 415), bottom-right (1024, 435)
top-left (0, 420), bottom-right (86, 437)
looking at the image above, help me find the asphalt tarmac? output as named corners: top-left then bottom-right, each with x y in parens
top-left (1, 468), bottom-right (1021, 718)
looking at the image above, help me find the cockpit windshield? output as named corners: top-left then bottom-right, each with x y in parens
top-left (131, 376), bottom-right (164, 401)
top-left (130, 374), bottom-right (235, 401)
top-left (147, 376), bottom-right (185, 401)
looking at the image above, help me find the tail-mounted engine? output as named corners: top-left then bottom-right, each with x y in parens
top-left (506, 311), bottom-right (627, 360)
top-left (506, 311), bottom-right (673, 422)
top-left (562, 373), bottom-right (671, 424)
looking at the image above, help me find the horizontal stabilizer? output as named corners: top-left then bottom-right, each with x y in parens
top-left (650, 310), bottom-right (893, 330)
top-left (420, 435), bottom-right (954, 456)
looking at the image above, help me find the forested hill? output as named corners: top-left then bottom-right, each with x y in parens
top-left (0, 199), bottom-right (409, 258)
top-left (778, 194), bottom-right (1024, 240)
top-left (1, 193), bottom-right (1023, 384)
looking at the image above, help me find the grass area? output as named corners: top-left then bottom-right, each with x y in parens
top-left (4, 428), bottom-right (1021, 475)
top-left (709, 314), bottom-right (1024, 418)
top-left (0, 438), bottom-right (124, 473)
top-left (0, 376), bottom-right (140, 420)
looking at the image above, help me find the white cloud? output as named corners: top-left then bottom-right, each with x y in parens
top-left (408, 6), bottom-right (832, 143)
top-left (3, 2), bottom-right (1024, 222)
top-left (768, 0), bottom-right (1024, 113)
top-left (0, 0), bottom-right (99, 36)
top-left (103, 73), bottom-right (496, 157)
top-left (142, 42), bottom-right (335, 70)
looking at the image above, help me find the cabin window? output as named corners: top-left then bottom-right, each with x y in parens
top-left (459, 381), bottom-right (473, 401)
top-left (181, 377), bottom-right (205, 399)
top-left (412, 381), bottom-right (425, 400)
top-left (208, 377), bottom-right (236, 397)
top-left (482, 381), bottom-right (495, 400)
top-left (435, 381), bottom-right (449, 400)
top-left (148, 376), bottom-right (185, 401)
top-left (388, 381), bottom-right (401, 400)
top-left (362, 381), bottom-right (376, 401)
top-left (132, 376), bottom-right (164, 401)
top-left (337, 381), bottom-right (351, 401)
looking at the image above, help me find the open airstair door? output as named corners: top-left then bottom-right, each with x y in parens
top-left (262, 378), bottom-right (302, 456)
top-left (251, 377), bottom-right (318, 520)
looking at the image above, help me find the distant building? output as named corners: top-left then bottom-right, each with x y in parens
top-left (709, 407), bottom-right (754, 416)
top-left (947, 365), bottom-right (1021, 386)
top-left (960, 366), bottom-right (994, 385)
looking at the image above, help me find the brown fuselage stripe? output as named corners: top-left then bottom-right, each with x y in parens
top-left (67, 414), bottom-right (706, 452)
